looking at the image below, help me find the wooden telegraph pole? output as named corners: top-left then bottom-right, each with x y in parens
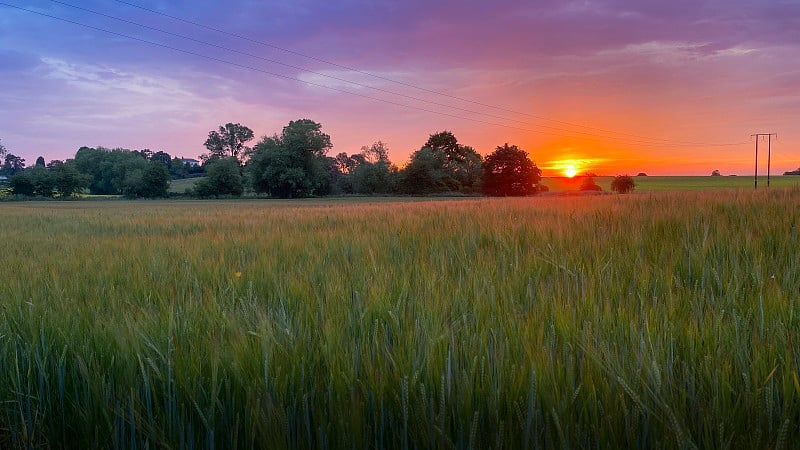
top-left (751, 133), bottom-right (777, 189)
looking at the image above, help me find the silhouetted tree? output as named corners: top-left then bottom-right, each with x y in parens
top-left (151, 151), bottom-right (172, 168)
top-left (421, 131), bottom-right (483, 193)
top-left (579, 176), bottom-right (602, 191)
top-left (361, 141), bottom-right (390, 164)
top-left (611, 175), bottom-right (636, 194)
top-left (35, 156), bottom-right (46, 167)
top-left (203, 123), bottom-right (254, 163)
top-left (401, 147), bottom-right (452, 195)
top-left (334, 152), bottom-right (358, 175)
top-left (482, 144), bottom-right (540, 196)
top-left (330, 153), bottom-right (354, 193)
top-left (2, 154), bottom-right (26, 176)
top-left (425, 131), bottom-right (461, 160)
top-left (711, 169), bottom-right (721, 176)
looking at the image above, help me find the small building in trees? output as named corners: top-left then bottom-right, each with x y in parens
top-left (180, 158), bottom-right (200, 167)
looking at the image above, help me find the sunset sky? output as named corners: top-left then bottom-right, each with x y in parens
top-left (1, 0), bottom-right (798, 176)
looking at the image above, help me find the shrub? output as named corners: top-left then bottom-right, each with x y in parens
top-left (10, 166), bottom-right (56, 197)
top-left (579, 176), bottom-right (602, 191)
top-left (611, 175), bottom-right (635, 194)
top-left (9, 171), bottom-right (36, 196)
top-left (123, 162), bottom-right (170, 198)
top-left (195, 157), bottom-right (243, 197)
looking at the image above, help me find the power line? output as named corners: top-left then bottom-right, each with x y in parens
top-left (105, 0), bottom-right (563, 118)
top-left (4, 1), bottom-right (750, 149)
top-left (40, 0), bottom-right (748, 148)
top-left (0, 2), bottom-right (589, 139)
top-left (106, 0), bottom-right (747, 148)
top-left (767, 147), bottom-right (798, 168)
top-left (43, 1), bottom-right (531, 128)
top-left (41, 0), bottom-right (689, 146)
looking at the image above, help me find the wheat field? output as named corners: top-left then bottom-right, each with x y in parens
top-left (1, 190), bottom-right (799, 448)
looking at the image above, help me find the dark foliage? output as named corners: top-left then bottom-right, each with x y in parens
top-left (247, 119), bottom-right (332, 198)
top-left (9, 161), bottom-right (89, 197)
top-left (2, 154), bottom-right (26, 176)
top-left (194, 157), bottom-right (243, 197)
top-left (123, 162), bottom-right (170, 198)
top-left (611, 175), bottom-right (636, 194)
top-left (482, 144), bottom-right (541, 196)
top-left (203, 123), bottom-right (255, 163)
top-left (579, 176), bottom-right (602, 191)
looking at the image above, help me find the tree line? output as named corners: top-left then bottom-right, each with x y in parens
top-left (196, 119), bottom-right (547, 198)
top-left (0, 120), bottom-right (635, 199)
top-left (0, 141), bottom-right (203, 198)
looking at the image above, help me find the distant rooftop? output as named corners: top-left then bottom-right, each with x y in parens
top-left (180, 158), bottom-right (200, 166)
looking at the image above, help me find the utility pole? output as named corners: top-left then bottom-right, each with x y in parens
top-left (751, 133), bottom-right (777, 189)
top-left (768, 134), bottom-right (774, 187)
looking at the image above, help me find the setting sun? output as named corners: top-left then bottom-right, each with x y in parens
top-left (544, 158), bottom-right (604, 178)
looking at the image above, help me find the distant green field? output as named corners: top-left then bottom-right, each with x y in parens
top-left (6, 175), bottom-right (799, 200)
top-left (169, 175), bottom-right (800, 197)
top-left (168, 176), bottom-right (202, 193)
top-left (542, 175), bottom-right (800, 192)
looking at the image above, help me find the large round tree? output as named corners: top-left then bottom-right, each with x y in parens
top-left (246, 119), bottom-right (332, 198)
top-left (421, 131), bottom-right (484, 193)
top-left (482, 144), bottom-right (541, 196)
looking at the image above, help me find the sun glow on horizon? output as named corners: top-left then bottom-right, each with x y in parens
top-left (544, 156), bottom-right (610, 178)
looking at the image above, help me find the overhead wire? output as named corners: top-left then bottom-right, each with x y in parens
top-left (0, 2), bottom-right (593, 139)
top-left (42, 0), bottom-right (751, 148)
top-left (41, 0), bottom-right (676, 145)
top-left (106, 0), bottom-right (748, 148)
top-left (745, 134), bottom-right (799, 173)
top-left (4, 1), bottom-right (752, 149)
